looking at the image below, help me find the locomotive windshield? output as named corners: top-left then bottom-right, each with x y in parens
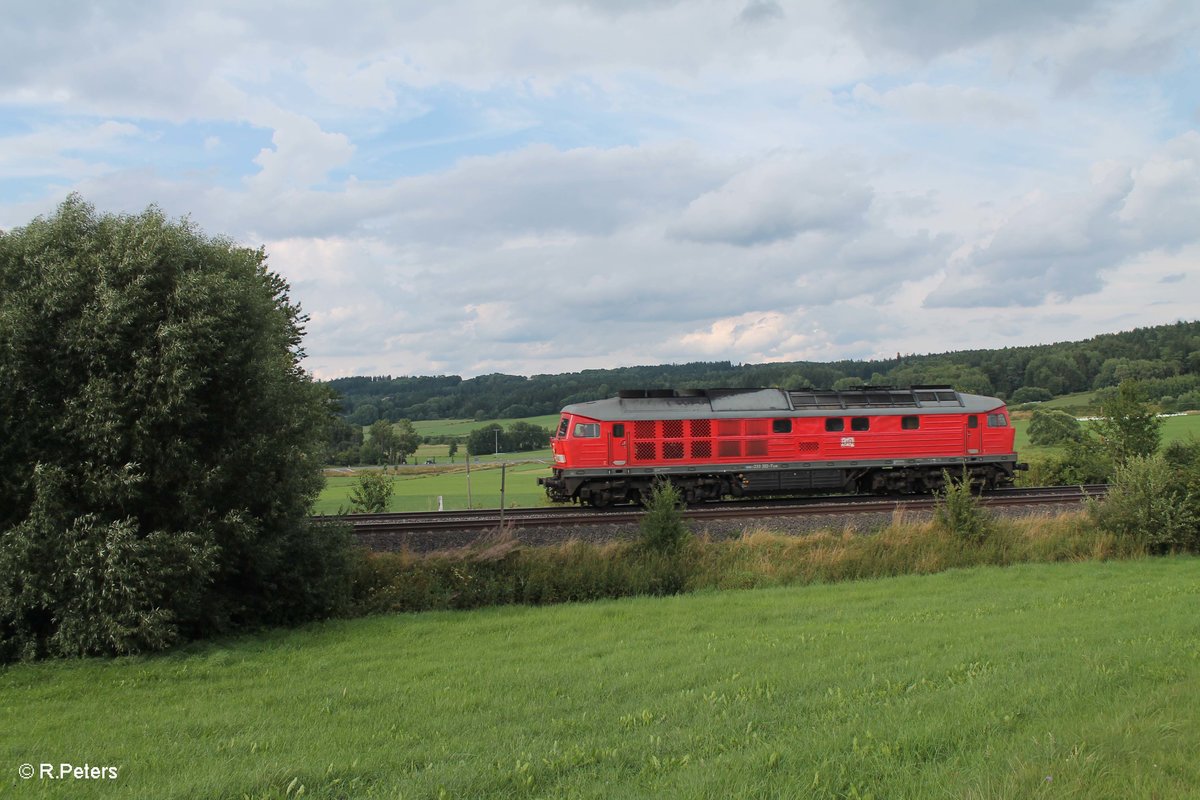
top-left (556, 416), bottom-right (570, 438)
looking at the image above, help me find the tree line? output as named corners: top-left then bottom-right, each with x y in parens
top-left (328, 321), bottom-right (1200, 422)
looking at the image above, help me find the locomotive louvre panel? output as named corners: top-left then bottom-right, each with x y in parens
top-left (717, 420), bottom-right (741, 437)
top-left (718, 440), bottom-right (741, 457)
top-left (745, 419), bottom-right (769, 436)
top-left (662, 419), bottom-right (684, 438)
top-left (747, 439), bottom-right (768, 456)
top-left (691, 440), bottom-right (713, 458)
top-left (634, 420), bottom-right (656, 439)
top-left (634, 441), bottom-right (656, 460)
top-left (689, 419), bottom-right (711, 437)
top-left (798, 441), bottom-right (819, 453)
top-left (663, 442), bottom-right (685, 459)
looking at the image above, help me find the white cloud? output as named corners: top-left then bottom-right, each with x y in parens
top-left (0, 0), bottom-right (1198, 378)
top-left (851, 82), bottom-right (1036, 126)
top-left (671, 153), bottom-right (872, 246)
top-left (927, 134), bottom-right (1200, 308)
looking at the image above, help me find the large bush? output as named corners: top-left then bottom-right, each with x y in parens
top-left (0, 197), bottom-right (354, 660)
top-left (1089, 454), bottom-right (1198, 554)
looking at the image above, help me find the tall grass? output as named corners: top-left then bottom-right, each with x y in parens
top-left (352, 510), bottom-right (1137, 616)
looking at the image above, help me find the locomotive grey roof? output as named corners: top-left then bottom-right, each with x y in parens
top-left (561, 386), bottom-right (1006, 421)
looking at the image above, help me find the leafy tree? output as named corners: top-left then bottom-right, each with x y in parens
top-left (1093, 380), bottom-right (1162, 465)
top-left (368, 419), bottom-right (399, 464)
top-left (349, 471), bottom-right (394, 514)
top-left (366, 419), bottom-right (420, 464)
top-left (0, 197), bottom-right (353, 660)
top-left (326, 416), bottom-right (364, 464)
top-left (506, 421), bottom-right (550, 451)
top-left (1027, 409), bottom-right (1083, 446)
top-left (467, 423), bottom-right (505, 456)
top-left (393, 419), bottom-right (422, 463)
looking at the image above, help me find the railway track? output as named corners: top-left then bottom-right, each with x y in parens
top-left (324, 485), bottom-right (1108, 552)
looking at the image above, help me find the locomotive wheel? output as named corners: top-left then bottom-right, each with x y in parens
top-left (586, 491), bottom-right (612, 509)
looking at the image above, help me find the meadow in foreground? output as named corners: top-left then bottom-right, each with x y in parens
top-left (3, 558), bottom-right (1198, 799)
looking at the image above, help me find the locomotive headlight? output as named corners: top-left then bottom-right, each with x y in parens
top-left (555, 454), bottom-right (566, 463)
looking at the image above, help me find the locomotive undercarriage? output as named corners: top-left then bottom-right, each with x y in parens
top-left (541, 460), bottom-right (1018, 508)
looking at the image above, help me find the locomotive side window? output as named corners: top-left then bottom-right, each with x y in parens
top-left (987, 414), bottom-right (1008, 427)
top-left (825, 418), bottom-right (844, 432)
top-left (967, 416), bottom-right (979, 428)
top-left (851, 417), bottom-right (870, 431)
top-left (612, 423), bottom-right (625, 437)
top-left (573, 423), bottom-right (600, 438)
top-left (772, 419), bottom-right (792, 434)
top-left (901, 416), bottom-right (920, 430)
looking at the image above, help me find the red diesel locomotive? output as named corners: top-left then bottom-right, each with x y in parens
top-left (538, 386), bottom-right (1024, 507)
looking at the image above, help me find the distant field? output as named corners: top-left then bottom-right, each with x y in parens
top-left (1035, 390), bottom-right (1102, 411)
top-left (325, 413), bottom-right (563, 511)
top-left (412, 414), bottom-right (560, 439)
top-left (1011, 411), bottom-right (1200, 459)
top-left (316, 457), bottom-right (553, 513)
top-left (4, 559), bottom-right (1199, 798)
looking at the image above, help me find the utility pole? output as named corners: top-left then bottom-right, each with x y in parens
top-left (499, 462), bottom-right (507, 529)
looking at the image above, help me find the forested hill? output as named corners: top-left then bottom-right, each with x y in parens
top-left (326, 321), bottom-right (1200, 424)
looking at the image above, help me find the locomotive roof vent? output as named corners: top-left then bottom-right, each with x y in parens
top-left (614, 385), bottom-right (966, 412)
top-left (787, 386), bottom-right (962, 409)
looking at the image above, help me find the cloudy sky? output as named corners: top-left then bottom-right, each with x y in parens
top-left (2, 1), bottom-right (1198, 379)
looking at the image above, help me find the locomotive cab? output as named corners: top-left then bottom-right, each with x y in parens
top-left (549, 413), bottom-right (618, 468)
top-left (542, 411), bottom-right (618, 504)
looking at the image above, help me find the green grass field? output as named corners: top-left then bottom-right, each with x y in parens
top-left (1011, 412), bottom-right (1200, 459)
top-left (4, 559), bottom-right (1198, 798)
top-left (316, 458), bottom-right (554, 513)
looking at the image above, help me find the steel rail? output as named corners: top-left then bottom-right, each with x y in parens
top-left (334, 485), bottom-right (1108, 542)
